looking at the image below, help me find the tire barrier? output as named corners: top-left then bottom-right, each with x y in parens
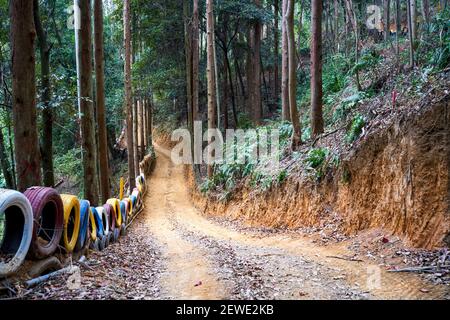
top-left (75, 200), bottom-right (90, 252)
top-left (122, 198), bottom-right (133, 221)
top-left (0, 152), bottom-right (154, 281)
top-left (106, 198), bottom-right (122, 228)
top-left (60, 195), bottom-right (81, 253)
top-left (103, 203), bottom-right (116, 243)
top-left (23, 187), bottom-right (64, 260)
top-left (0, 189), bottom-right (33, 277)
top-left (130, 195), bottom-right (137, 208)
top-left (120, 201), bottom-right (127, 226)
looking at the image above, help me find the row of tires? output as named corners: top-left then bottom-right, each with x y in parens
top-left (0, 175), bottom-right (146, 278)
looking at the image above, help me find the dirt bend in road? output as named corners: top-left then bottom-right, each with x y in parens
top-left (20, 145), bottom-right (447, 300)
top-left (144, 145), bottom-right (447, 300)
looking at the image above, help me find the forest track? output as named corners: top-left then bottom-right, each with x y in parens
top-left (144, 144), bottom-right (448, 300)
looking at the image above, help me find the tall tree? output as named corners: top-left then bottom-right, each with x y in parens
top-left (311, 0), bottom-right (324, 137)
top-left (124, 0), bottom-right (136, 189)
top-left (79, 0), bottom-right (99, 204)
top-left (251, 0), bottom-right (262, 124)
top-left (286, 0), bottom-right (301, 149)
top-left (281, 0), bottom-right (290, 121)
top-left (344, 0), bottom-right (362, 91)
top-left (133, 99), bottom-right (139, 174)
top-left (139, 98), bottom-right (145, 160)
top-left (407, 0), bottom-right (415, 68)
top-left (273, 0), bottom-right (280, 112)
top-left (33, 0), bottom-right (54, 187)
top-left (384, 0), bottom-right (391, 43)
top-left (94, 0), bottom-right (110, 202)
top-left (206, 0), bottom-right (217, 178)
top-left (10, 0), bottom-right (42, 191)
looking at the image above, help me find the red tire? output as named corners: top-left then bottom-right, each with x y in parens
top-left (24, 187), bottom-right (64, 259)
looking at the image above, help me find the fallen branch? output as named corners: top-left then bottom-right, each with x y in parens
top-left (25, 266), bottom-right (79, 288)
top-left (326, 255), bottom-right (363, 262)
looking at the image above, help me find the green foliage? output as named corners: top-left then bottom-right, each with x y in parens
top-left (351, 48), bottom-right (382, 75)
top-left (346, 114), bottom-right (366, 144)
top-left (306, 148), bottom-right (329, 169)
top-left (54, 148), bottom-right (83, 195)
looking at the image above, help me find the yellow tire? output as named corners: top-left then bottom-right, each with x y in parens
top-left (106, 198), bottom-right (122, 228)
top-left (60, 195), bottom-right (81, 253)
top-left (89, 208), bottom-right (97, 242)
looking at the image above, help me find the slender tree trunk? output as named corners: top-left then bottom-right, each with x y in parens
top-left (396, 0), bottom-right (401, 56)
top-left (124, 0), bottom-right (135, 189)
top-left (334, 0), bottom-right (339, 53)
top-left (274, 0), bottom-right (280, 111)
top-left (142, 99), bottom-right (147, 151)
top-left (344, 0), bottom-right (362, 91)
top-left (384, 0), bottom-right (391, 43)
top-left (286, 0), bottom-right (301, 149)
top-left (407, 0), bottom-right (415, 68)
top-left (410, 0), bottom-right (417, 42)
top-left (10, 0), bottom-right (41, 191)
top-left (206, 0), bottom-right (217, 178)
top-left (133, 99), bottom-right (139, 174)
top-left (422, 0), bottom-right (430, 27)
top-left (79, 0), bottom-right (99, 204)
top-left (0, 128), bottom-right (14, 189)
top-left (139, 98), bottom-right (145, 161)
top-left (184, 0), bottom-right (193, 143)
top-left (311, 0), bottom-right (324, 137)
top-left (34, 0), bottom-right (54, 188)
top-left (94, 0), bottom-right (110, 202)
top-left (253, 0), bottom-right (262, 124)
top-left (281, 0), bottom-right (290, 121)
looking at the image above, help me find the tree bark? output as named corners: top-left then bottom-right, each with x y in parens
top-left (33, 0), bottom-right (54, 188)
top-left (206, 0), bottom-right (217, 178)
top-left (0, 128), bottom-right (14, 189)
top-left (139, 98), bottom-right (145, 160)
top-left (407, 0), bottom-right (415, 68)
top-left (384, 0), bottom-right (391, 43)
top-left (124, 0), bottom-right (135, 189)
top-left (274, 0), bottom-right (280, 112)
top-left (281, 0), bottom-right (290, 121)
top-left (11, 0), bottom-right (42, 191)
top-left (252, 0), bottom-right (262, 124)
top-left (410, 0), bottom-right (417, 42)
top-left (344, 0), bottom-right (362, 91)
top-left (334, 0), bottom-right (339, 53)
top-left (94, 0), bottom-right (110, 202)
top-left (133, 99), bottom-right (139, 174)
top-left (286, 0), bottom-right (301, 149)
top-left (79, 0), bottom-right (99, 204)
top-left (311, 0), bottom-right (324, 137)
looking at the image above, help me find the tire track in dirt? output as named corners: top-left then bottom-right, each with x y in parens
top-left (143, 150), bottom-right (227, 300)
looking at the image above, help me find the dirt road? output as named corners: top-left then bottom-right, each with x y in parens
top-left (20, 145), bottom-right (448, 300)
top-left (142, 145), bottom-right (447, 300)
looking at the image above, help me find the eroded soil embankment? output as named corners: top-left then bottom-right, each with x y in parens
top-left (191, 101), bottom-right (449, 249)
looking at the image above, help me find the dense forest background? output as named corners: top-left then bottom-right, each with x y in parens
top-left (0, 0), bottom-right (448, 200)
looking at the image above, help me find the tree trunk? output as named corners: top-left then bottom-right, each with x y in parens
top-left (79, 0), bottom-right (99, 204)
top-left (396, 0), bottom-right (401, 56)
top-left (410, 0), bottom-right (417, 42)
top-left (422, 0), bottom-right (430, 26)
top-left (384, 0), bottom-right (391, 43)
top-left (184, 0), bottom-right (193, 144)
top-left (206, 0), bottom-right (217, 178)
top-left (11, 0), bottom-right (42, 191)
top-left (274, 0), bottom-right (280, 112)
top-left (286, 0), bottom-right (301, 149)
top-left (344, 0), bottom-right (362, 91)
top-left (253, 0), bottom-right (262, 124)
top-left (139, 98), bottom-right (145, 161)
top-left (0, 128), bottom-right (14, 189)
top-left (407, 0), bottom-right (415, 68)
top-left (311, 0), bottom-right (324, 138)
top-left (133, 99), bottom-right (139, 174)
top-left (94, 0), bottom-right (110, 202)
top-left (33, 0), bottom-right (54, 188)
top-left (281, 0), bottom-right (290, 121)
top-left (124, 0), bottom-right (135, 189)
top-left (334, 0), bottom-right (339, 53)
